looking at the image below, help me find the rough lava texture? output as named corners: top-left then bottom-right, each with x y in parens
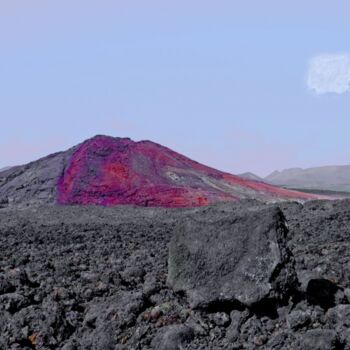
top-left (0, 200), bottom-right (350, 349)
top-left (0, 149), bottom-right (75, 208)
top-left (0, 135), bottom-right (319, 209)
top-left (167, 206), bottom-right (297, 308)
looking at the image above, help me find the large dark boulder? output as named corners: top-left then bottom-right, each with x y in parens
top-left (167, 206), bottom-right (297, 308)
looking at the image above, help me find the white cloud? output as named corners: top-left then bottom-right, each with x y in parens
top-left (307, 53), bottom-right (350, 95)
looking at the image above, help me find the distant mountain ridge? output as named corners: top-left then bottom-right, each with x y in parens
top-left (238, 172), bottom-right (265, 182)
top-left (265, 165), bottom-right (350, 192)
top-left (0, 135), bottom-right (318, 208)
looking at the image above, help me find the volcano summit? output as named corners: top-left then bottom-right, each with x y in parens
top-left (0, 135), bottom-right (317, 208)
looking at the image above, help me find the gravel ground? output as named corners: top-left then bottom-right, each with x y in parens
top-left (0, 199), bottom-right (350, 349)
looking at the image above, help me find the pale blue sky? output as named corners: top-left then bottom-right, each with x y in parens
top-left (1, 0), bottom-right (349, 176)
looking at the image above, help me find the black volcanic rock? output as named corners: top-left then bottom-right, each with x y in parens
top-left (297, 329), bottom-right (340, 350)
top-left (0, 166), bottom-right (12, 173)
top-left (151, 325), bottom-right (194, 350)
top-left (79, 292), bottom-right (146, 350)
top-left (1, 200), bottom-right (350, 349)
top-left (0, 150), bottom-right (74, 208)
top-left (167, 206), bottom-right (297, 309)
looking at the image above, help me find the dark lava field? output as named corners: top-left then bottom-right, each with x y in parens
top-left (1, 199), bottom-right (350, 349)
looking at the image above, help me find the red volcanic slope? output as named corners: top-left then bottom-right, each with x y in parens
top-left (57, 135), bottom-right (319, 207)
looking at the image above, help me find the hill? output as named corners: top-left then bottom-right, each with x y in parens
top-left (265, 165), bottom-right (350, 192)
top-left (0, 135), bottom-right (318, 208)
top-left (237, 172), bottom-right (265, 182)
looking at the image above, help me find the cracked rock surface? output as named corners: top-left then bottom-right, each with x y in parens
top-left (0, 199), bottom-right (350, 349)
top-left (167, 206), bottom-right (297, 309)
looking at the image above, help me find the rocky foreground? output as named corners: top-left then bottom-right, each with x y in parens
top-left (0, 200), bottom-right (350, 349)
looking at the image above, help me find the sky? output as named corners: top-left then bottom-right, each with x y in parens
top-left (1, 0), bottom-right (350, 176)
